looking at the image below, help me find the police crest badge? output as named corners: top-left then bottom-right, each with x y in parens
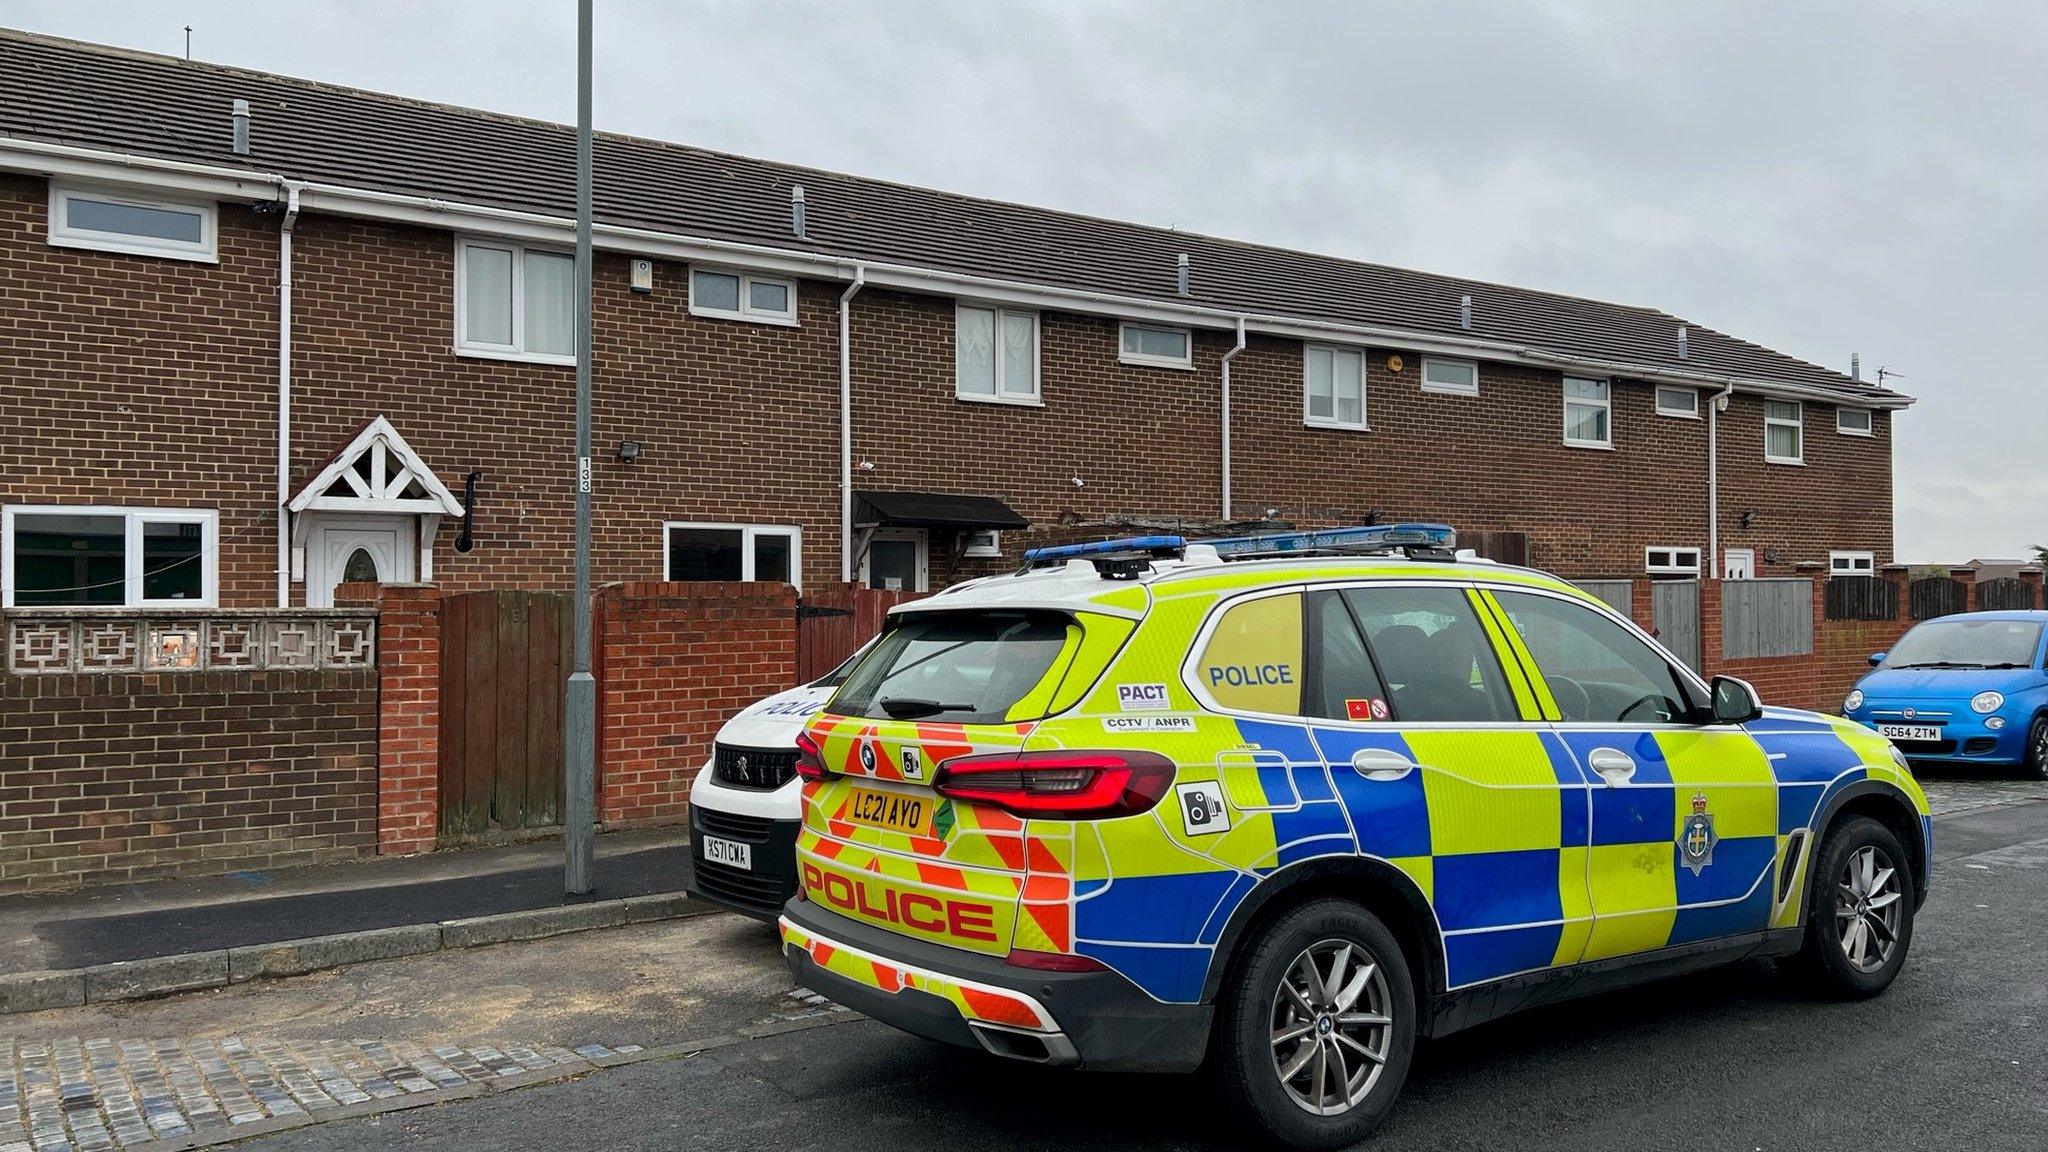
top-left (1680, 791), bottom-right (1717, 876)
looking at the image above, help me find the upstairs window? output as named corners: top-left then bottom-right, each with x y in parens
top-left (1655, 386), bottom-right (1700, 418)
top-left (1563, 377), bottom-right (1611, 447)
top-left (690, 267), bottom-right (798, 325)
top-left (455, 238), bottom-right (574, 363)
top-left (1304, 345), bottom-right (1367, 429)
top-left (3, 506), bottom-right (217, 608)
top-left (1765, 400), bottom-right (1804, 463)
top-left (1119, 323), bottom-right (1192, 369)
top-left (48, 184), bottom-right (216, 262)
top-left (1420, 357), bottom-right (1479, 396)
top-left (1837, 407), bottom-right (1873, 437)
top-left (956, 305), bottom-right (1039, 403)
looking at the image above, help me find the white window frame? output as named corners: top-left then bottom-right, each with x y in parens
top-left (1644, 546), bottom-right (1702, 576)
top-left (1562, 377), bottom-right (1612, 448)
top-left (1655, 386), bottom-right (1700, 419)
top-left (687, 265), bottom-right (799, 327)
top-left (961, 529), bottom-right (1003, 558)
top-left (1829, 550), bottom-right (1876, 576)
top-left (453, 237), bottom-right (577, 365)
top-left (1303, 344), bottom-right (1369, 431)
top-left (2, 505), bottom-right (219, 608)
top-left (954, 304), bottom-right (1041, 405)
top-left (1117, 322), bottom-right (1194, 370)
top-left (1419, 357), bottom-right (1479, 397)
top-left (661, 521), bottom-right (802, 591)
top-left (1765, 400), bottom-right (1805, 464)
top-left (1836, 407), bottom-right (1873, 437)
top-left (48, 182), bottom-right (217, 263)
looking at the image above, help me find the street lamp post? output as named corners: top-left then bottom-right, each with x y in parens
top-left (565, 0), bottom-right (596, 896)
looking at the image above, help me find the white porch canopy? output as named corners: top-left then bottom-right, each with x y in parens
top-left (287, 415), bottom-right (465, 584)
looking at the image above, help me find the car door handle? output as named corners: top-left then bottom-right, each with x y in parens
top-left (1351, 748), bottom-right (1417, 782)
top-left (1586, 747), bottom-right (1636, 786)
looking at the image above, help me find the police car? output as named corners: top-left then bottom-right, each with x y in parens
top-left (778, 525), bottom-right (1930, 1149)
top-left (685, 645), bottom-right (870, 918)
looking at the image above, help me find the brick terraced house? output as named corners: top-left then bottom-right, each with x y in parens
top-left (0, 30), bottom-right (1911, 613)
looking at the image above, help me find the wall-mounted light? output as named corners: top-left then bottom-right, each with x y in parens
top-left (1739, 510), bottom-right (1758, 529)
top-left (616, 440), bottom-right (642, 464)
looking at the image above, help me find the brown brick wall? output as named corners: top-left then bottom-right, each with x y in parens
top-left (0, 172), bottom-right (1896, 604)
top-left (0, 664), bottom-right (378, 893)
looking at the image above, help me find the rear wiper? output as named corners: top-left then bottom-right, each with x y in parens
top-left (877, 697), bottom-right (974, 719)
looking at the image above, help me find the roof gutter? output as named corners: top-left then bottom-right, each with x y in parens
top-left (0, 136), bottom-right (1914, 411)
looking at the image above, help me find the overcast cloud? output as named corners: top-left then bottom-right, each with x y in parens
top-left (10, 0), bottom-right (2044, 562)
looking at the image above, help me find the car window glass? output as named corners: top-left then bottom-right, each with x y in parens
top-left (1305, 589), bottom-right (1391, 721)
top-left (1341, 587), bottom-right (1516, 723)
top-left (1196, 592), bottom-right (1303, 715)
top-left (1492, 591), bottom-right (1692, 723)
top-left (831, 611), bottom-right (1073, 724)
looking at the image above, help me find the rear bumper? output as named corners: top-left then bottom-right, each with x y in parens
top-left (779, 899), bottom-right (1212, 1073)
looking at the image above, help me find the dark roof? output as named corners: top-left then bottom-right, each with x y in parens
top-left (855, 491), bottom-right (1029, 531)
top-left (0, 29), bottom-right (1904, 405)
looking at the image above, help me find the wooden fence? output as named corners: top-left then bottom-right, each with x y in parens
top-left (1722, 578), bottom-right (1813, 659)
top-left (794, 587), bottom-right (928, 682)
top-left (1908, 577), bottom-right (1968, 620)
top-left (1977, 577), bottom-right (2039, 611)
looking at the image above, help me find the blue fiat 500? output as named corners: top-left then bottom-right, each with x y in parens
top-left (1844, 610), bottom-right (2048, 778)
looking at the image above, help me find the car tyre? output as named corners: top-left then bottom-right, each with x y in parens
top-left (1213, 899), bottom-right (1416, 1149)
top-left (2021, 716), bottom-right (2048, 781)
top-left (1782, 816), bottom-right (1915, 998)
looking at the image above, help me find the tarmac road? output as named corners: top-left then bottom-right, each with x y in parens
top-left (243, 794), bottom-right (2048, 1152)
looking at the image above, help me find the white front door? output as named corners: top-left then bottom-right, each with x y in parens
top-left (1723, 548), bottom-right (1756, 580)
top-left (307, 516), bottom-right (417, 607)
top-left (862, 528), bottom-right (928, 592)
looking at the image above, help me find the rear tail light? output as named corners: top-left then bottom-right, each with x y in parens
top-left (794, 730), bottom-right (832, 781)
top-left (933, 749), bottom-right (1174, 819)
top-left (1006, 947), bottom-right (1109, 973)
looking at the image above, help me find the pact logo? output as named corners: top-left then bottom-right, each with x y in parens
top-left (1116, 683), bottom-right (1171, 711)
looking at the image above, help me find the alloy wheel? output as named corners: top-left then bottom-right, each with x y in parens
top-left (1268, 938), bottom-right (1394, 1115)
top-left (1835, 844), bottom-right (1904, 973)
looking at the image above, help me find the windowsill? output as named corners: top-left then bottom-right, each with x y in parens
top-left (687, 306), bottom-right (801, 328)
top-left (1563, 439), bottom-right (1614, 451)
top-left (1655, 410), bottom-right (1701, 420)
top-left (957, 392), bottom-right (1044, 408)
top-left (1419, 385), bottom-right (1479, 398)
top-left (47, 235), bottom-right (218, 264)
top-left (455, 345), bottom-right (578, 367)
top-left (1304, 419), bottom-right (1370, 432)
top-left (1646, 571), bottom-right (1702, 578)
top-left (1837, 429), bottom-right (1873, 438)
top-left (1765, 456), bottom-right (1806, 467)
top-left (1118, 353), bottom-right (1196, 372)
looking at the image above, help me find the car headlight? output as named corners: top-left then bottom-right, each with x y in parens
top-left (1971, 690), bottom-right (2004, 714)
top-left (1843, 689), bottom-right (1865, 712)
top-left (1890, 745), bottom-right (1913, 775)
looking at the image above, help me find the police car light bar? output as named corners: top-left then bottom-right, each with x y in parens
top-left (1020, 535), bottom-right (1188, 573)
top-left (1201, 523), bottom-right (1457, 559)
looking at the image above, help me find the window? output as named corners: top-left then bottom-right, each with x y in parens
top-left (956, 305), bottom-right (1039, 403)
top-left (1492, 590), bottom-right (1697, 724)
top-left (1305, 589), bottom-right (1391, 721)
top-left (3, 506), bottom-right (217, 608)
top-left (48, 184), bottom-right (217, 262)
top-left (455, 238), bottom-right (575, 363)
top-left (1304, 345), bottom-right (1367, 429)
top-left (831, 610), bottom-right (1077, 725)
top-left (1119, 323), bottom-right (1193, 369)
top-left (961, 530), bottom-right (1003, 558)
top-left (1837, 407), bottom-right (1873, 437)
top-left (1645, 547), bottom-right (1702, 576)
top-left (1342, 586), bottom-right (1516, 723)
top-left (1765, 400), bottom-right (1804, 463)
top-left (689, 267), bottom-right (798, 325)
top-left (1563, 378), bottom-right (1611, 447)
top-left (1655, 386), bottom-right (1700, 418)
top-left (662, 522), bottom-right (801, 589)
top-left (1830, 551), bottom-right (1876, 575)
top-left (1420, 357), bottom-right (1479, 397)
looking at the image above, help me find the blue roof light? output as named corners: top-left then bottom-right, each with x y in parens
top-left (1021, 535), bottom-right (1187, 568)
top-left (1200, 523), bottom-right (1457, 557)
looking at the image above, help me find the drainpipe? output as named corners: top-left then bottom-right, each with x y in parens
top-left (839, 266), bottom-right (866, 583)
top-left (275, 180), bottom-right (304, 607)
top-left (1220, 316), bottom-right (1246, 521)
top-left (1707, 380), bottom-right (1735, 577)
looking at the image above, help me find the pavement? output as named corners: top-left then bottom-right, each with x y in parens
top-left (2, 770), bottom-right (2044, 1151)
top-left (0, 829), bottom-right (692, 974)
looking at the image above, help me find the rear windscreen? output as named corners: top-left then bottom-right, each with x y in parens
top-left (831, 611), bottom-right (1074, 724)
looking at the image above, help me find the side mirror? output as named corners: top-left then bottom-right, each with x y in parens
top-left (1709, 675), bottom-right (1763, 725)
top-left (1868, 651), bottom-right (1886, 667)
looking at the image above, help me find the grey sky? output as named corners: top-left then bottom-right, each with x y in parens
top-left (10, 0), bottom-right (2042, 562)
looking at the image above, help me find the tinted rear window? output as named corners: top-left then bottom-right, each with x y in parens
top-left (831, 611), bottom-right (1074, 724)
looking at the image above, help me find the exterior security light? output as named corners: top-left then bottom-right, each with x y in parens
top-left (616, 440), bottom-right (642, 464)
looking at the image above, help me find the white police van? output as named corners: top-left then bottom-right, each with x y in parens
top-left (684, 645), bottom-right (869, 918)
